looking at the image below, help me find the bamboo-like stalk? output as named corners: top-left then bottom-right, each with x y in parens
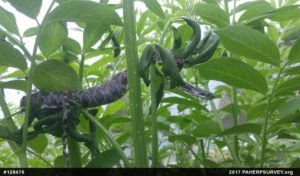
top-left (150, 64), bottom-right (158, 167)
top-left (67, 137), bottom-right (82, 167)
top-left (122, 0), bottom-right (148, 167)
top-left (20, 0), bottom-right (56, 167)
top-left (222, 0), bottom-right (241, 166)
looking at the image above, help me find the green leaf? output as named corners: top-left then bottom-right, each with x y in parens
top-left (0, 6), bottom-right (19, 34)
top-left (247, 100), bottom-right (284, 120)
top-left (267, 5), bottom-right (300, 21)
top-left (0, 40), bottom-right (27, 70)
top-left (139, 45), bottom-right (153, 86)
top-left (28, 134), bottom-right (48, 154)
top-left (289, 37), bottom-right (300, 62)
top-left (32, 60), bottom-right (80, 91)
top-left (143, 0), bottom-right (165, 19)
top-left (83, 23), bottom-right (109, 50)
top-left (85, 149), bottom-right (121, 168)
top-left (0, 80), bottom-right (27, 92)
top-left (7, 0), bottom-right (42, 18)
top-left (63, 38), bottom-right (81, 54)
top-left (54, 155), bottom-right (65, 168)
top-left (280, 97), bottom-right (300, 117)
top-left (168, 135), bottom-right (196, 145)
top-left (192, 120), bottom-right (220, 137)
top-left (216, 25), bottom-right (280, 66)
top-left (194, 3), bottom-right (229, 28)
top-left (187, 33), bottom-right (220, 67)
top-left (247, 103), bottom-right (266, 120)
top-left (274, 76), bottom-right (300, 96)
top-left (47, 1), bottom-right (123, 26)
top-left (218, 123), bottom-right (262, 136)
top-left (291, 158), bottom-right (300, 168)
top-left (23, 27), bottom-right (38, 37)
top-left (39, 22), bottom-right (67, 57)
top-left (272, 113), bottom-right (300, 127)
top-left (154, 44), bottom-right (184, 88)
top-left (234, 1), bottom-right (272, 14)
top-left (181, 18), bottom-right (201, 58)
top-left (162, 97), bottom-right (207, 111)
top-left (238, 2), bottom-right (274, 23)
top-left (197, 58), bottom-right (268, 94)
top-left (285, 66), bottom-right (300, 75)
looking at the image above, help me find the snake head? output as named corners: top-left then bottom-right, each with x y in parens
top-left (20, 92), bottom-right (45, 109)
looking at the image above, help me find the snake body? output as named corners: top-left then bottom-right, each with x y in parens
top-left (20, 71), bottom-right (128, 109)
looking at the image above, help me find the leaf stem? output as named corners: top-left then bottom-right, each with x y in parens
top-left (81, 109), bottom-right (131, 167)
top-left (20, 0), bottom-right (56, 167)
top-left (260, 63), bottom-right (287, 167)
top-left (150, 64), bottom-right (158, 167)
top-left (223, 0), bottom-right (240, 166)
top-left (123, 0), bottom-right (148, 167)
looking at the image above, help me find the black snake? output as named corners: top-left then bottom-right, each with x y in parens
top-left (20, 70), bottom-right (214, 110)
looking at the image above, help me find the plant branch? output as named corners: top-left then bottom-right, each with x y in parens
top-left (123, 0), bottom-right (148, 167)
top-left (260, 63), bottom-right (287, 167)
top-left (81, 109), bottom-right (131, 167)
top-left (20, 0), bottom-right (56, 167)
top-left (150, 64), bottom-right (158, 167)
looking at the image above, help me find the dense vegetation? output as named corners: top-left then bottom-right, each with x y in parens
top-left (0, 0), bottom-right (300, 168)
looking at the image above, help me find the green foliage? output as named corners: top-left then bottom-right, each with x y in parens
top-left (32, 60), bottom-right (80, 91)
top-left (85, 149), bottom-right (121, 168)
top-left (216, 25), bottom-right (280, 66)
top-left (39, 22), bottom-right (68, 57)
top-left (194, 3), bottom-right (230, 28)
top-left (0, 40), bottom-right (27, 70)
top-left (47, 1), bottom-right (123, 26)
top-left (143, 0), bottom-right (165, 19)
top-left (0, 0), bottom-right (300, 169)
top-left (7, 0), bottom-right (42, 19)
top-left (0, 6), bottom-right (19, 34)
top-left (197, 58), bottom-right (268, 94)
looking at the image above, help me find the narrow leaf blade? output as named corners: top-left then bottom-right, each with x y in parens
top-left (216, 25), bottom-right (280, 66)
top-left (197, 58), bottom-right (268, 94)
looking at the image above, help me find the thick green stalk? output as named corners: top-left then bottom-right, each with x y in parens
top-left (20, 0), bottom-right (56, 167)
top-left (223, 0), bottom-right (240, 166)
top-left (66, 53), bottom-right (86, 168)
top-left (81, 109), bottom-right (131, 167)
top-left (231, 87), bottom-right (240, 162)
top-left (79, 52), bottom-right (86, 85)
top-left (260, 64), bottom-right (286, 167)
top-left (67, 137), bottom-right (82, 167)
top-left (122, 0), bottom-right (148, 167)
top-left (150, 64), bottom-right (158, 167)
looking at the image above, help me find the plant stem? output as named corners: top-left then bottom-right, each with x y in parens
top-left (150, 64), bottom-right (158, 167)
top-left (231, 87), bottom-right (240, 162)
top-left (67, 137), bottom-right (82, 167)
top-left (27, 149), bottom-right (53, 168)
top-left (65, 53), bottom-right (86, 168)
top-left (79, 52), bottom-right (86, 85)
top-left (200, 140), bottom-right (206, 161)
top-left (81, 109), bottom-right (131, 167)
top-left (123, 0), bottom-right (148, 167)
top-left (0, 91), bottom-right (20, 158)
top-left (20, 0), bottom-right (56, 168)
top-left (260, 64), bottom-right (286, 167)
top-left (209, 98), bottom-right (240, 166)
top-left (223, 0), bottom-right (240, 166)
top-left (0, 91), bottom-right (16, 131)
